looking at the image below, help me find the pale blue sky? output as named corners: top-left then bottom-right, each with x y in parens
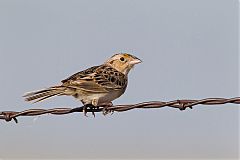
top-left (0, 0), bottom-right (239, 159)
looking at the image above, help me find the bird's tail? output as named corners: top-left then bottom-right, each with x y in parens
top-left (23, 86), bottom-right (68, 103)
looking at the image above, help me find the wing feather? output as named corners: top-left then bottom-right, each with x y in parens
top-left (61, 65), bottom-right (127, 93)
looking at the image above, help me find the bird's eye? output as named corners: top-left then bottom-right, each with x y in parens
top-left (120, 57), bottom-right (125, 61)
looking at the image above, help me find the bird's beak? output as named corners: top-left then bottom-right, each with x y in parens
top-left (129, 58), bottom-right (142, 65)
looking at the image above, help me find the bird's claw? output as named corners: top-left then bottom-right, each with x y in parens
top-left (83, 102), bottom-right (114, 116)
top-left (83, 104), bottom-right (98, 117)
top-left (102, 107), bottom-right (114, 116)
top-left (98, 102), bottom-right (114, 115)
top-left (177, 100), bottom-right (193, 110)
top-left (83, 105), bottom-right (88, 117)
top-left (91, 111), bottom-right (95, 117)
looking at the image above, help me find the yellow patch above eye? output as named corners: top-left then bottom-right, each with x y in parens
top-left (123, 53), bottom-right (130, 57)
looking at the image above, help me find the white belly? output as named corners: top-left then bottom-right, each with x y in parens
top-left (74, 89), bottom-right (125, 105)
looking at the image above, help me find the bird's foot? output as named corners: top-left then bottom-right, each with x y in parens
top-left (101, 102), bottom-right (114, 115)
top-left (177, 100), bottom-right (193, 111)
top-left (82, 105), bottom-right (88, 117)
top-left (83, 104), bottom-right (99, 117)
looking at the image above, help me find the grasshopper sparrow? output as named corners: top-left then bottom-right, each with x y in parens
top-left (24, 53), bottom-right (142, 115)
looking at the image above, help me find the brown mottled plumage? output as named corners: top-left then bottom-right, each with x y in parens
top-left (23, 53), bottom-right (141, 115)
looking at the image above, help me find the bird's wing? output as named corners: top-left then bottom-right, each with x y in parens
top-left (61, 65), bottom-right (127, 93)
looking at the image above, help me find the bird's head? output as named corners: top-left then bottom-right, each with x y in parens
top-left (105, 53), bottom-right (142, 75)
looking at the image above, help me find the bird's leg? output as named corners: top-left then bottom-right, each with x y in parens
top-left (81, 99), bottom-right (96, 117)
top-left (90, 99), bottom-right (99, 117)
top-left (83, 104), bottom-right (96, 117)
top-left (91, 106), bottom-right (96, 117)
top-left (83, 104), bottom-right (89, 117)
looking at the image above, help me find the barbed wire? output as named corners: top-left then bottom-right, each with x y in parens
top-left (0, 97), bottom-right (239, 123)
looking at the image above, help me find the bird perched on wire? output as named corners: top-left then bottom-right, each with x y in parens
top-left (23, 53), bottom-right (142, 116)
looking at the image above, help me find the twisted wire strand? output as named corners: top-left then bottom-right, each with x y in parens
top-left (0, 97), bottom-right (239, 123)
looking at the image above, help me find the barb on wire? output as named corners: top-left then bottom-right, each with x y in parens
top-left (0, 97), bottom-right (239, 123)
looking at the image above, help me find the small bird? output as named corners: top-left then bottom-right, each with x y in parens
top-left (23, 53), bottom-right (142, 116)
